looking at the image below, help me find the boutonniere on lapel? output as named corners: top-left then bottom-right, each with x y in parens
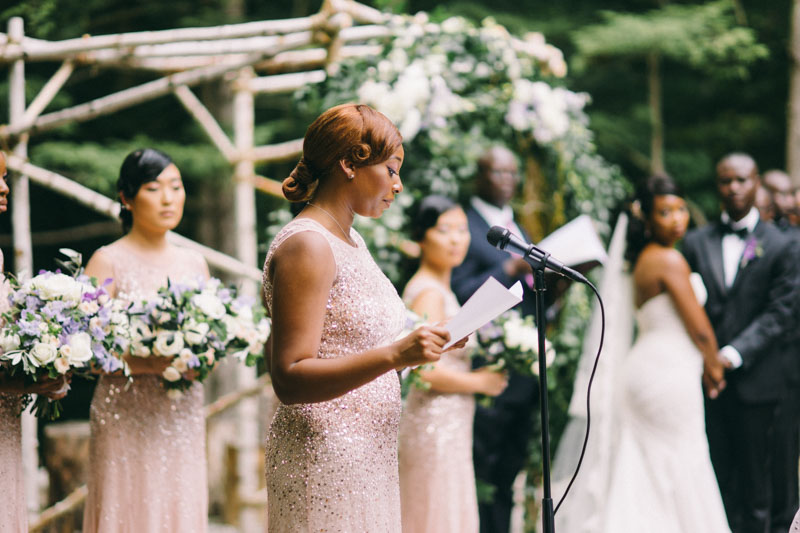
top-left (740, 236), bottom-right (763, 268)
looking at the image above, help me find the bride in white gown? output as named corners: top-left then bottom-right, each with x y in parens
top-left (553, 174), bottom-right (730, 533)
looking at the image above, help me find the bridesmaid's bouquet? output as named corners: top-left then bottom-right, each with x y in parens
top-left (0, 249), bottom-right (128, 418)
top-left (128, 277), bottom-right (270, 396)
top-left (473, 309), bottom-right (555, 377)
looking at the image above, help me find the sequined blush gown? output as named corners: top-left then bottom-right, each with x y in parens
top-left (398, 275), bottom-right (478, 533)
top-left (0, 250), bottom-right (27, 533)
top-left (83, 243), bottom-right (209, 533)
top-left (262, 219), bottom-right (407, 533)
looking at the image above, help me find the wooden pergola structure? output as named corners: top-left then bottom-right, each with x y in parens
top-left (0, 1), bottom-right (393, 529)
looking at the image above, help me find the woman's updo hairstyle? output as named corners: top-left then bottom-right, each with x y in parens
top-left (117, 148), bottom-right (173, 233)
top-left (625, 173), bottom-right (683, 263)
top-left (283, 104), bottom-right (403, 203)
top-left (408, 195), bottom-right (459, 242)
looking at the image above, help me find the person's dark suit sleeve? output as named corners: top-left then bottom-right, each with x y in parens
top-left (451, 247), bottom-right (513, 303)
top-left (731, 237), bottom-right (800, 369)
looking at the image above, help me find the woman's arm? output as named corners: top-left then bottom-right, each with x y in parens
top-left (408, 287), bottom-right (507, 396)
top-left (650, 248), bottom-right (726, 388)
top-left (269, 232), bottom-right (449, 405)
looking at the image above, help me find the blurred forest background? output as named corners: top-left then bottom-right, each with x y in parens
top-left (0, 0), bottom-right (794, 274)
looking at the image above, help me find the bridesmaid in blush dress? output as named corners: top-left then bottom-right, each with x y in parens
top-left (263, 104), bottom-right (466, 533)
top-left (82, 149), bottom-right (210, 532)
top-left (0, 152), bottom-right (68, 533)
top-left (398, 196), bottom-right (507, 533)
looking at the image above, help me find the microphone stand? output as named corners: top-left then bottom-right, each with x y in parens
top-left (528, 262), bottom-right (555, 533)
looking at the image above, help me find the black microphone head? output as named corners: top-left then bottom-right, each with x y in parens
top-left (486, 226), bottom-right (510, 249)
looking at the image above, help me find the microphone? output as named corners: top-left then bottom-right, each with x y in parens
top-left (487, 226), bottom-right (588, 284)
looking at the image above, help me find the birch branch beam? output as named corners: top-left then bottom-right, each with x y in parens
top-left (20, 60), bottom-right (75, 126)
top-left (173, 85), bottom-right (237, 162)
top-left (0, 48), bottom-right (300, 139)
top-left (246, 138), bottom-right (303, 164)
top-left (0, 15), bottom-right (324, 61)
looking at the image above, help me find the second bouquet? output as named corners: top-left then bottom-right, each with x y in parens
top-left (127, 277), bottom-right (270, 396)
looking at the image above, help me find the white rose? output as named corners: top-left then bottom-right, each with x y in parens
top-left (78, 300), bottom-right (99, 315)
top-left (162, 366), bottom-right (182, 382)
top-left (179, 348), bottom-right (194, 363)
top-left (222, 315), bottom-right (237, 342)
top-left (183, 321), bottom-right (210, 346)
top-left (132, 342), bottom-right (150, 357)
top-left (0, 333), bottom-right (20, 352)
top-left (191, 293), bottom-right (226, 320)
top-left (58, 344), bottom-right (72, 358)
top-left (67, 332), bottom-right (93, 365)
top-left (89, 317), bottom-right (102, 331)
top-left (153, 331), bottom-right (184, 357)
top-left (110, 312), bottom-right (127, 326)
top-left (172, 358), bottom-right (188, 373)
top-left (29, 342), bottom-right (58, 366)
top-left (167, 388), bottom-right (184, 400)
top-left (97, 294), bottom-right (110, 306)
top-left (33, 273), bottom-right (83, 303)
top-left (130, 317), bottom-right (153, 341)
top-left (53, 356), bottom-right (71, 375)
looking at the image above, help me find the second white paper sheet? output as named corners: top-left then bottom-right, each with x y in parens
top-left (443, 276), bottom-right (523, 349)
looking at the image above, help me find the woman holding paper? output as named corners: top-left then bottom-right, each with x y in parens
top-left (398, 195), bottom-right (507, 533)
top-left (263, 104), bottom-right (467, 532)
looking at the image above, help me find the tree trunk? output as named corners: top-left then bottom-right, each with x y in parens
top-left (647, 52), bottom-right (665, 175)
top-left (787, 0), bottom-right (800, 187)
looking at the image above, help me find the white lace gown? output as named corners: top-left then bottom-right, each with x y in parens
top-left (600, 274), bottom-right (730, 533)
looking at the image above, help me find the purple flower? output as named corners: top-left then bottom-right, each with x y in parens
top-left (740, 237), bottom-right (764, 268)
top-left (188, 355), bottom-right (201, 369)
top-left (218, 289), bottom-right (233, 304)
top-left (18, 318), bottom-right (43, 336)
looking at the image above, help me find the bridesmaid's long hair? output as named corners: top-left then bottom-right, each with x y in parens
top-left (283, 104), bottom-right (403, 203)
top-left (625, 173), bottom-right (683, 264)
top-left (117, 148), bottom-right (173, 233)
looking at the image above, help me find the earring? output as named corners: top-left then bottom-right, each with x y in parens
top-left (348, 173), bottom-right (355, 180)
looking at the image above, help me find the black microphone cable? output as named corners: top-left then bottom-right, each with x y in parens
top-left (553, 279), bottom-right (605, 516)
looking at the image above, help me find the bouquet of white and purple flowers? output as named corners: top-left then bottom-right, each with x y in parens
top-left (0, 249), bottom-right (128, 418)
top-left (474, 309), bottom-right (555, 377)
top-left (127, 277), bottom-right (269, 396)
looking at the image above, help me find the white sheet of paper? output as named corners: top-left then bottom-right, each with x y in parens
top-left (537, 214), bottom-right (608, 267)
top-left (443, 277), bottom-right (523, 349)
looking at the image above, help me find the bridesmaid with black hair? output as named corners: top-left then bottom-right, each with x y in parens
top-left (398, 195), bottom-right (507, 533)
top-left (82, 148), bottom-right (210, 532)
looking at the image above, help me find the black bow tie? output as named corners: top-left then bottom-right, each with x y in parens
top-left (721, 223), bottom-right (749, 239)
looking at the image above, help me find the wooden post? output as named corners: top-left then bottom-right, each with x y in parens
top-left (232, 66), bottom-right (261, 532)
top-left (8, 16), bottom-right (40, 516)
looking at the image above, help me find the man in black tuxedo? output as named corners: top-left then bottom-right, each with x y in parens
top-left (682, 153), bottom-right (800, 533)
top-left (451, 146), bottom-right (538, 533)
top-left (760, 169), bottom-right (800, 532)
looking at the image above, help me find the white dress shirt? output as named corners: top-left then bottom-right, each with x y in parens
top-left (471, 196), bottom-right (526, 239)
top-left (717, 207), bottom-right (760, 369)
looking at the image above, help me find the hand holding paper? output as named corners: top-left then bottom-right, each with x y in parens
top-left (443, 277), bottom-right (523, 349)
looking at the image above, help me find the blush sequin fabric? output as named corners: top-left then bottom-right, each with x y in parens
top-left (83, 242), bottom-right (209, 533)
top-left (262, 218), bottom-right (406, 533)
top-left (0, 251), bottom-right (27, 533)
top-left (0, 393), bottom-right (25, 533)
top-left (398, 276), bottom-right (478, 533)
